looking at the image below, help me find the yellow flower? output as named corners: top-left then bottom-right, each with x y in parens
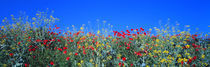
top-left (177, 54), bottom-right (181, 57)
top-left (183, 41), bottom-right (187, 44)
top-left (149, 53), bottom-right (153, 57)
top-left (201, 54), bottom-right (205, 59)
top-left (153, 50), bottom-right (158, 53)
top-left (160, 58), bottom-right (166, 63)
top-left (177, 58), bottom-right (183, 63)
top-left (185, 45), bottom-right (190, 48)
top-left (77, 63), bottom-right (81, 67)
top-left (185, 25), bottom-right (190, 27)
top-left (163, 50), bottom-right (169, 54)
top-left (156, 39), bottom-right (160, 43)
top-left (3, 64), bottom-right (7, 67)
top-left (185, 52), bottom-right (190, 56)
top-left (97, 30), bottom-right (100, 34)
top-left (1, 26), bottom-right (4, 29)
top-left (80, 60), bottom-right (84, 63)
top-left (158, 50), bottom-right (161, 53)
top-left (188, 56), bottom-right (192, 59)
top-left (176, 45), bottom-right (181, 48)
top-left (80, 27), bottom-right (84, 30)
top-left (117, 54), bottom-right (122, 58)
top-left (90, 59), bottom-right (93, 62)
top-left (170, 42), bottom-right (174, 45)
top-left (183, 58), bottom-right (188, 62)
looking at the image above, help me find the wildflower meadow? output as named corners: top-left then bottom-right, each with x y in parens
top-left (0, 12), bottom-right (209, 67)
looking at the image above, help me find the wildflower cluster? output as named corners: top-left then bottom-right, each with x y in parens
top-left (0, 12), bottom-right (209, 67)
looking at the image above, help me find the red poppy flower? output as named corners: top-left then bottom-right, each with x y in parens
top-left (58, 48), bottom-right (62, 51)
top-left (66, 57), bottom-right (70, 61)
top-left (63, 47), bottom-right (68, 50)
top-left (9, 53), bottom-right (13, 56)
top-left (181, 61), bottom-right (184, 65)
top-left (50, 61), bottom-right (54, 65)
top-left (24, 64), bottom-right (28, 67)
top-left (126, 47), bottom-right (130, 50)
top-left (56, 27), bottom-right (60, 29)
top-left (126, 30), bottom-right (130, 33)
top-left (75, 53), bottom-right (78, 56)
top-left (118, 62), bottom-right (122, 66)
top-left (29, 45), bottom-right (32, 48)
top-left (63, 51), bottom-right (67, 54)
top-left (195, 49), bottom-right (199, 51)
top-left (193, 56), bottom-right (197, 60)
top-left (140, 27), bottom-right (144, 31)
top-left (83, 50), bottom-right (86, 54)
top-left (144, 32), bottom-right (146, 35)
top-left (122, 57), bottom-right (126, 61)
top-left (36, 39), bottom-right (42, 42)
top-left (129, 38), bottom-right (133, 40)
top-left (130, 63), bottom-right (134, 66)
top-left (18, 42), bottom-right (21, 45)
top-left (28, 49), bottom-right (32, 52)
top-left (137, 52), bottom-right (142, 56)
top-left (131, 29), bottom-right (134, 31)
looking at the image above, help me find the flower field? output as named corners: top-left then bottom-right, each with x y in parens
top-left (0, 12), bottom-right (209, 67)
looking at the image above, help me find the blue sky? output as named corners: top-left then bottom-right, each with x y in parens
top-left (0, 0), bottom-right (209, 34)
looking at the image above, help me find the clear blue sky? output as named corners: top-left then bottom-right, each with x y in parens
top-left (0, 0), bottom-right (209, 34)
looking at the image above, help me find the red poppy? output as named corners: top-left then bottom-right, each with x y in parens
top-left (24, 64), bottom-right (28, 67)
top-left (193, 56), bottom-right (197, 60)
top-left (56, 27), bottom-right (60, 29)
top-left (57, 39), bottom-right (61, 42)
top-left (63, 47), bottom-right (68, 50)
top-left (126, 30), bottom-right (130, 33)
top-left (181, 61), bottom-right (184, 65)
top-left (29, 45), bottom-right (32, 48)
top-left (118, 62), bottom-right (122, 66)
top-left (126, 47), bottom-right (130, 50)
top-left (63, 51), bottom-right (67, 54)
top-left (28, 49), bottom-right (32, 52)
top-left (50, 61), bottom-right (54, 65)
top-left (58, 48), bottom-right (62, 51)
top-left (83, 50), bottom-right (86, 54)
top-left (129, 38), bottom-right (133, 40)
top-left (18, 42), bottom-right (21, 45)
top-left (137, 52), bottom-right (142, 56)
top-left (36, 39), bottom-right (42, 42)
top-left (140, 27), bottom-right (144, 31)
top-left (66, 57), bottom-right (70, 61)
top-left (130, 63), bottom-right (134, 66)
top-left (144, 32), bottom-right (146, 35)
top-left (195, 49), bottom-right (199, 51)
top-left (122, 57), bottom-right (126, 61)
top-left (75, 53), bottom-right (78, 56)
top-left (9, 53), bottom-right (13, 56)
top-left (122, 63), bottom-right (124, 66)
top-left (193, 64), bottom-right (196, 67)
top-left (131, 29), bottom-right (134, 31)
